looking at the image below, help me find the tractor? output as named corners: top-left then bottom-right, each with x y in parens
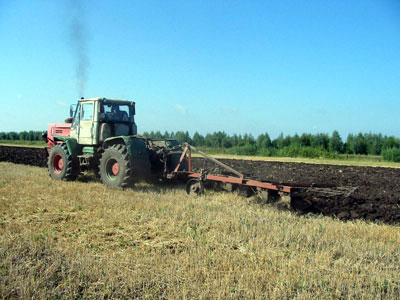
top-left (45, 97), bottom-right (187, 188)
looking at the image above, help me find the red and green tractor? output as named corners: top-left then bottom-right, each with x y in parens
top-left (45, 97), bottom-right (187, 188)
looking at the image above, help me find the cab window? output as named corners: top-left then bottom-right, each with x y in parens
top-left (81, 103), bottom-right (94, 121)
top-left (100, 102), bottom-right (131, 122)
top-left (72, 105), bottom-right (80, 128)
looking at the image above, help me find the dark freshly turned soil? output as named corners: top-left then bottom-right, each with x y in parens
top-left (0, 145), bottom-right (399, 224)
top-left (192, 157), bottom-right (400, 224)
top-left (0, 145), bottom-right (47, 167)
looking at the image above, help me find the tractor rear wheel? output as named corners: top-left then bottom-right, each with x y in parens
top-left (99, 144), bottom-right (131, 188)
top-left (48, 144), bottom-right (78, 181)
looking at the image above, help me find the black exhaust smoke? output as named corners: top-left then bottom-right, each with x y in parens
top-left (68, 0), bottom-right (89, 97)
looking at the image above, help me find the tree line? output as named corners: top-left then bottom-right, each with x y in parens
top-left (1, 130), bottom-right (399, 162)
top-left (0, 131), bottom-right (44, 141)
top-left (142, 130), bottom-right (400, 162)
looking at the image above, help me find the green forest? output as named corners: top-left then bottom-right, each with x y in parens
top-left (1, 130), bottom-right (400, 162)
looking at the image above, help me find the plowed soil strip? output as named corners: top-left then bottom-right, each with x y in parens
top-left (191, 158), bottom-right (400, 224)
top-left (0, 145), bottom-right (47, 167)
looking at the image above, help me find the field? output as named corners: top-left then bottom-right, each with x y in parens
top-left (195, 150), bottom-right (400, 169)
top-left (1, 162), bottom-right (400, 299)
top-left (0, 140), bottom-right (47, 147)
top-left (0, 145), bottom-right (400, 298)
top-left (1, 145), bottom-right (400, 224)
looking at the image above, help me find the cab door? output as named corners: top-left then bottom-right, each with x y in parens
top-left (78, 102), bottom-right (94, 145)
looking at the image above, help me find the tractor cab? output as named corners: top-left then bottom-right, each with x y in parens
top-left (69, 98), bottom-right (137, 145)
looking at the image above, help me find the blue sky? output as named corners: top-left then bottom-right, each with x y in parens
top-left (0, 0), bottom-right (399, 138)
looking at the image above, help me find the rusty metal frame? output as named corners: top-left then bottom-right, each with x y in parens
top-left (173, 145), bottom-right (189, 173)
top-left (170, 143), bottom-right (292, 195)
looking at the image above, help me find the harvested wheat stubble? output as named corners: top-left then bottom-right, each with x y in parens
top-left (0, 145), bottom-right (399, 224)
top-left (1, 162), bottom-right (399, 299)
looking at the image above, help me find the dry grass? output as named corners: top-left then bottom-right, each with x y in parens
top-left (0, 162), bottom-right (399, 299)
top-left (0, 141), bottom-right (46, 148)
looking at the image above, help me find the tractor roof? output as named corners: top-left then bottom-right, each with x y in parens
top-left (78, 97), bottom-right (135, 104)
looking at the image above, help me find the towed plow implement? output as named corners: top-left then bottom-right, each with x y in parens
top-left (165, 143), bottom-right (356, 212)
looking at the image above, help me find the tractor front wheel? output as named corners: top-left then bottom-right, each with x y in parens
top-left (99, 144), bottom-right (131, 188)
top-left (48, 144), bottom-right (78, 181)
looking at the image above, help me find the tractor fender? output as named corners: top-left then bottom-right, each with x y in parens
top-left (53, 136), bottom-right (81, 156)
top-left (103, 136), bottom-right (126, 150)
top-left (103, 136), bottom-right (149, 160)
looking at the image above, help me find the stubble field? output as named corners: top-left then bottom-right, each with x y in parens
top-left (0, 162), bottom-right (399, 299)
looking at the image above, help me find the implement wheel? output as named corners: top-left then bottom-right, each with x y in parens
top-left (48, 144), bottom-right (78, 181)
top-left (99, 144), bottom-right (131, 188)
top-left (185, 179), bottom-right (204, 196)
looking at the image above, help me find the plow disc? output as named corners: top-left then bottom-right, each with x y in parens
top-left (185, 178), bottom-right (204, 196)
